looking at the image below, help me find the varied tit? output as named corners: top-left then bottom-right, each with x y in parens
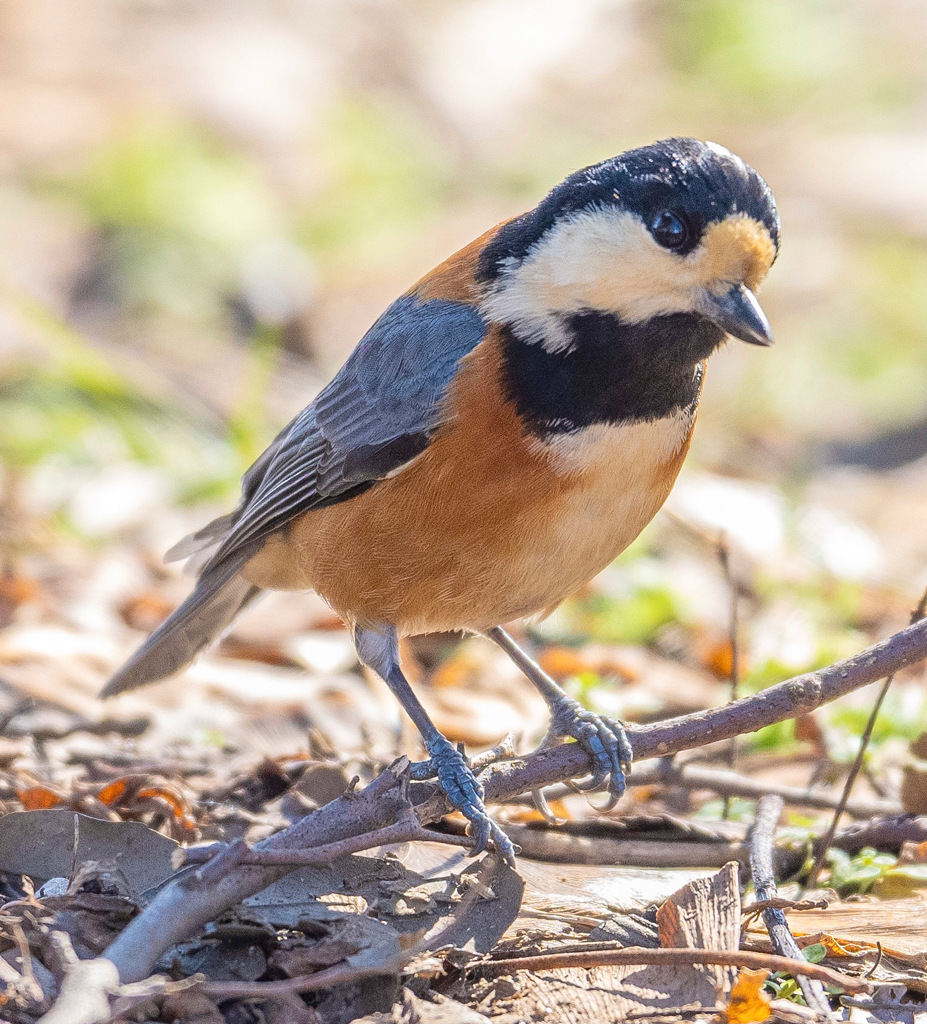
top-left (104, 137), bottom-right (780, 864)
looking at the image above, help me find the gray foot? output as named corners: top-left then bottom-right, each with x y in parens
top-left (411, 737), bottom-right (516, 865)
top-left (548, 696), bottom-right (633, 809)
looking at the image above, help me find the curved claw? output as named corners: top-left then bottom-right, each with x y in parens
top-left (531, 787), bottom-right (566, 825)
top-left (425, 736), bottom-right (517, 866)
top-left (547, 697), bottom-right (632, 804)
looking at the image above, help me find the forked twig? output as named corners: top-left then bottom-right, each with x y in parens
top-left (749, 795), bottom-right (831, 1016)
top-left (182, 816), bottom-right (473, 868)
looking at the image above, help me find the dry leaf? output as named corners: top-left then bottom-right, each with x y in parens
top-left (96, 775), bottom-right (198, 840)
top-left (118, 591), bottom-right (174, 632)
top-left (537, 646), bottom-right (594, 681)
top-left (0, 572), bottom-right (39, 627)
top-left (725, 967), bottom-right (772, 1024)
top-left (899, 842), bottom-right (927, 864)
top-left (17, 785), bottom-right (64, 811)
top-left (783, 897), bottom-right (927, 955)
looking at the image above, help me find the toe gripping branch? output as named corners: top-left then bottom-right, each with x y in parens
top-left (411, 735), bottom-right (517, 866)
top-left (482, 627), bottom-right (632, 807)
top-left (547, 694), bottom-right (634, 809)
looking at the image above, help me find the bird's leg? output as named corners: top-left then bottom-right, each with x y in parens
top-left (353, 624), bottom-right (516, 864)
top-left (484, 626), bottom-right (632, 808)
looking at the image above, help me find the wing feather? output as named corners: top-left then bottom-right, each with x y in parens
top-left (201, 295), bottom-right (487, 572)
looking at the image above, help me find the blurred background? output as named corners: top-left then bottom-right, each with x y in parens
top-left (0, 0), bottom-right (926, 792)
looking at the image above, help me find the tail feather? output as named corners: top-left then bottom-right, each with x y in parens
top-left (164, 513), bottom-right (236, 575)
top-left (102, 553), bottom-right (261, 697)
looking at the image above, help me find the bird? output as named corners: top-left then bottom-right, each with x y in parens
top-left (103, 137), bottom-right (780, 864)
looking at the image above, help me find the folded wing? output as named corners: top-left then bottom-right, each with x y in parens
top-left (102, 295), bottom-right (488, 695)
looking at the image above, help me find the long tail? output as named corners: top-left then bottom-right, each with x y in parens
top-left (102, 551), bottom-right (261, 697)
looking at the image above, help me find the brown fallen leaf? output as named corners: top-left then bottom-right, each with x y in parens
top-left (15, 774), bottom-right (198, 840)
top-left (16, 785), bottom-right (64, 811)
top-left (96, 774), bottom-right (198, 840)
top-left (696, 632), bottom-right (748, 682)
top-left (783, 897), bottom-right (927, 957)
top-left (0, 572), bottom-right (39, 628)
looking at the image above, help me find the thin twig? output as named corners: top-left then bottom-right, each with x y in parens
top-left (469, 734), bottom-right (518, 772)
top-left (750, 795), bottom-right (832, 1016)
top-left (470, 945), bottom-right (869, 993)
top-left (200, 960), bottom-right (400, 999)
top-left (742, 897), bottom-right (830, 923)
top-left (807, 585), bottom-right (927, 888)
top-left (197, 943), bottom-right (872, 1004)
top-left (718, 534), bottom-right (741, 819)
top-left (863, 942), bottom-right (883, 979)
top-left (582, 760), bottom-right (897, 816)
top-left (183, 817), bottom-right (473, 867)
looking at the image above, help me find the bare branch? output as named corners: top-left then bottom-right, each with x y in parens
top-left (517, 761), bottom-right (900, 817)
top-left (182, 817), bottom-right (473, 867)
top-left (471, 945), bottom-right (869, 994)
top-left (34, 615), bottom-right (927, 1024)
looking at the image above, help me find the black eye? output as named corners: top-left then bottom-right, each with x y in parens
top-left (649, 209), bottom-right (689, 250)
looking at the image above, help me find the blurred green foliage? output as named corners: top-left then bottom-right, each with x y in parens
top-left (658, 0), bottom-right (922, 119)
top-left (298, 97), bottom-right (454, 267)
top-left (0, 283), bottom-right (242, 507)
top-left (2, 124), bottom-right (308, 501)
top-left (42, 123), bottom-right (287, 322)
top-left (556, 584), bottom-right (683, 648)
top-left (0, 286), bottom-right (160, 465)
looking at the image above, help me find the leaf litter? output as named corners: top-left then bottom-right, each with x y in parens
top-left (1, 503), bottom-right (927, 1021)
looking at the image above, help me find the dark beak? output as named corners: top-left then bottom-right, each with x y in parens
top-left (701, 284), bottom-right (773, 346)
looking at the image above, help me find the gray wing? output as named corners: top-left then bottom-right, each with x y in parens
top-left (202, 295), bottom-right (488, 571)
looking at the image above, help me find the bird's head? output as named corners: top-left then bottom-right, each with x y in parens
top-left (479, 138), bottom-right (779, 354)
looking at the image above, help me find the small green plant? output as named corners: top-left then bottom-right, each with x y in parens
top-left (824, 846), bottom-right (927, 897)
top-left (763, 943), bottom-right (830, 1005)
top-left (825, 847), bottom-right (896, 895)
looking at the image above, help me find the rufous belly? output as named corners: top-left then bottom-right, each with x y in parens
top-left (243, 341), bottom-right (696, 634)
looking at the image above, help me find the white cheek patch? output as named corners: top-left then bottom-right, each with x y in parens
top-left (480, 271), bottom-right (574, 353)
top-left (480, 207), bottom-right (705, 349)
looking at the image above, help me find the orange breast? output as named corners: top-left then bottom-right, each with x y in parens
top-left (243, 330), bottom-right (697, 636)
